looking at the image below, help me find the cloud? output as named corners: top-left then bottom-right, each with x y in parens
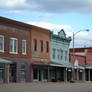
top-left (0, 0), bottom-right (38, 9)
top-left (29, 22), bottom-right (72, 31)
top-left (0, 0), bottom-right (92, 13)
top-left (5, 10), bottom-right (22, 14)
top-left (67, 31), bottom-right (92, 48)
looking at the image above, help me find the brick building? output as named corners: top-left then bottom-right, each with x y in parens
top-left (70, 47), bottom-right (92, 81)
top-left (0, 16), bottom-right (50, 83)
top-left (31, 24), bottom-right (50, 82)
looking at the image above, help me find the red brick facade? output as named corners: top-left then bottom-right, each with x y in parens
top-left (31, 26), bottom-right (50, 64)
top-left (0, 16), bottom-right (50, 83)
top-left (0, 16), bottom-right (32, 59)
top-left (70, 48), bottom-right (92, 66)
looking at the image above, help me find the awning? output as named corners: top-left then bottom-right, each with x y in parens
top-left (0, 58), bottom-right (12, 64)
top-left (50, 64), bottom-right (66, 67)
top-left (85, 66), bottom-right (92, 69)
top-left (49, 63), bottom-right (73, 68)
top-left (32, 62), bottom-right (49, 66)
top-left (73, 66), bottom-right (85, 69)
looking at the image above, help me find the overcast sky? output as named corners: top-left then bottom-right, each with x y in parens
top-left (0, 0), bottom-right (92, 48)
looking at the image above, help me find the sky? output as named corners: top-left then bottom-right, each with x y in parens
top-left (0, 0), bottom-right (92, 48)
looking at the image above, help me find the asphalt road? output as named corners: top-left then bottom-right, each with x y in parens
top-left (0, 82), bottom-right (92, 92)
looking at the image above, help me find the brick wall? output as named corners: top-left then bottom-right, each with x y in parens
top-left (70, 54), bottom-right (86, 66)
top-left (86, 50), bottom-right (92, 64)
top-left (31, 26), bottom-right (50, 64)
top-left (0, 22), bottom-right (31, 59)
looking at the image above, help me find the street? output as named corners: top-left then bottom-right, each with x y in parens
top-left (0, 82), bottom-right (92, 92)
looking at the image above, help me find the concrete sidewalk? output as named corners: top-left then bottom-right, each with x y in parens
top-left (0, 82), bottom-right (92, 92)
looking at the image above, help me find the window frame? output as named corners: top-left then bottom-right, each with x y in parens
top-left (52, 48), bottom-right (56, 59)
top-left (40, 40), bottom-right (43, 52)
top-left (22, 40), bottom-right (27, 55)
top-left (65, 51), bottom-right (67, 61)
top-left (57, 49), bottom-right (60, 60)
top-left (46, 41), bottom-right (49, 53)
top-left (60, 49), bottom-right (63, 60)
top-left (9, 38), bottom-right (18, 54)
top-left (0, 35), bottom-right (4, 52)
top-left (33, 39), bottom-right (37, 51)
top-left (21, 63), bottom-right (26, 82)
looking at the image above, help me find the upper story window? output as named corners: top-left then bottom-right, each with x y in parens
top-left (46, 41), bottom-right (49, 53)
top-left (0, 35), bottom-right (4, 52)
top-left (60, 49), bottom-right (63, 60)
top-left (57, 49), bottom-right (60, 60)
top-left (52, 48), bottom-right (56, 59)
top-left (40, 40), bottom-right (43, 52)
top-left (9, 38), bottom-right (18, 54)
top-left (22, 40), bottom-right (26, 55)
top-left (65, 51), bottom-right (67, 61)
top-left (33, 39), bottom-right (37, 51)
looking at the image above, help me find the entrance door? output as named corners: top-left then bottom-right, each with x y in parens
top-left (42, 69), bottom-right (48, 81)
top-left (9, 64), bottom-right (16, 82)
top-left (39, 69), bottom-right (41, 81)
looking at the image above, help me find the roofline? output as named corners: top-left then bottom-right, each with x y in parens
top-left (0, 16), bottom-right (50, 32)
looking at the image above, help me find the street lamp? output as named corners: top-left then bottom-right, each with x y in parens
top-left (72, 29), bottom-right (89, 64)
top-left (72, 29), bottom-right (89, 81)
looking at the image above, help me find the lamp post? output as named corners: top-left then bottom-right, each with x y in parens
top-left (72, 29), bottom-right (89, 64)
top-left (72, 29), bottom-right (89, 81)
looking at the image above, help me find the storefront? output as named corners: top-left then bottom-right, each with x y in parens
top-left (32, 64), bottom-right (49, 82)
top-left (85, 66), bottom-right (92, 81)
top-left (0, 58), bottom-right (11, 83)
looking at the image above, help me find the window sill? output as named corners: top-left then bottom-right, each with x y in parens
top-left (0, 50), bottom-right (4, 53)
top-left (9, 52), bottom-right (18, 54)
top-left (22, 53), bottom-right (27, 55)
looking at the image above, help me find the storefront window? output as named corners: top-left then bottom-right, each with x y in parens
top-left (0, 64), bottom-right (4, 81)
top-left (43, 69), bottom-right (48, 80)
top-left (33, 68), bottom-right (38, 80)
top-left (21, 63), bottom-right (26, 82)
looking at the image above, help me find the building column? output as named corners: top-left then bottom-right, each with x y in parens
top-left (65, 67), bottom-right (67, 82)
top-left (5, 64), bottom-right (10, 83)
top-left (77, 69), bottom-right (79, 81)
top-left (72, 68), bottom-right (74, 81)
top-left (82, 69), bottom-right (85, 81)
top-left (88, 69), bottom-right (90, 81)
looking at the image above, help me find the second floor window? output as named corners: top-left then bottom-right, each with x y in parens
top-left (22, 40), bottom-right (26, 54)
top-left (33, 39), bottom-right (37, 51)
top-left (65, 51), bottom-right (67, 61)
top-left (52, 48), bottom-right (56, 59)
top-left (46, 41), bottom-right (49, 53)
top-left (40, 40), bottom-right (43, 52)
top-left (57, 49), bottom-right (60, 60)
top-left (60, 49), bottom-right (63, 60)
top-left (0, 35), bottom-right (4, 52)
top-left (9, 38), bottom-right (18, 54)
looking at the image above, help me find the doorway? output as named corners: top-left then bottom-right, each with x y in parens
top-left (9, 63), bottom-right (16, 82)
